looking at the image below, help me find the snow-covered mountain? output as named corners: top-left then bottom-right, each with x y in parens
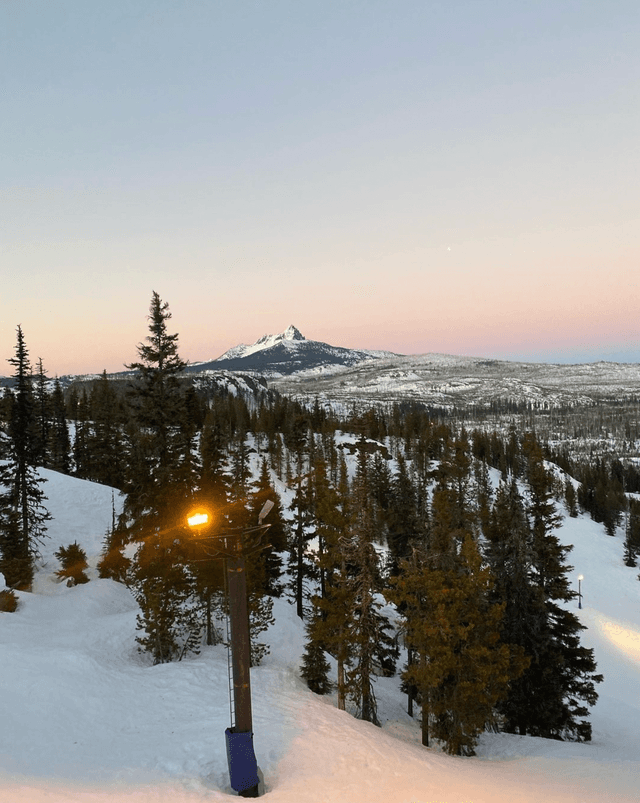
top-left (185, 325), bottom-right (399, 377)
top-left (216, 324), bottom-right (308, 361)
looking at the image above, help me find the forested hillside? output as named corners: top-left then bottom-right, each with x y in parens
top-left (4, 294), bottom-right (639, 758)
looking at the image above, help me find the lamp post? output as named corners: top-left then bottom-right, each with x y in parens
top-left (577, 574), bottom-right (584, 609)
top-left (187, 501), bottom-right (273, 798)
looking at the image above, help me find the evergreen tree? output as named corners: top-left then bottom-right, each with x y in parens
top-left (124, 294), bottom-right (200, 663)
top-left (97, 495), bottom-right (131, 583)
top-left (245, 544), bottom-right (276, 667)
top-left (132, 530), bottom-right (201, 664)
top-left (474, 458), bottom-right (494, 537)
top-left (73, 390), bottom-right (92, 479)
top-left (287, 471), bottom-right (316, 620)
top-left (48, 379), bottom-right (72, 474)
top-left (504, 435), bottom-right (604, 740)
top-left (191, 412), bottom-right (231, 646)
top-left (85, 372), bottom-right (126, 487)
top-left (0, 327), bottom-right (51, 589)
top-left (250, 458), bottom-right (285, 597)
top-left (55, 542), bottom-right (90, 585)
top-left (302, 454), bottom-right (352, 706)
top-left (390, 535), bottom-right (525, 755)
top-left (338, 449), bottom-right (396, 726)
top-left (623, 499), bottom-right (640, 567)
top-left (564, 477), bottom-right (579, 518)
top-left (124, 291), bottom-right (188, 534)
top-left (386, 454), bottom-right (421, 574)
top-left (33, 358), bottom-right (50, 467)
top-left (300, 605), bottom-right (333, 695)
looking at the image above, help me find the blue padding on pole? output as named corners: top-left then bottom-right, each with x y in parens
top-left (225, 728), bottom-right (259, 792)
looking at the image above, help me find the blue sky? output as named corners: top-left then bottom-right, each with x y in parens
top-left (2, 1), bottom-right (639, 374)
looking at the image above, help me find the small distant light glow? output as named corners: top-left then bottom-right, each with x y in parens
top-left (188, 512), bottom-right (209, 528)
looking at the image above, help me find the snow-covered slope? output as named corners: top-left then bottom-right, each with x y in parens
top-left (1, 468), bottom-right (640, 801)
top-left (273, 352), bottom-right (640, 409)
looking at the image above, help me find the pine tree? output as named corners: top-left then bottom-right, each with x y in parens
top-left (302, 454), bottom-right (353, 706)
top-left (97, 496), bottom-right (131, 583)
top-left (33, 358), bottom-right (50, 467)
top-left (300, 604), bottom-right (333, 695)
top-left (287, 471), bottom-right (316, 620)
top-left (132, 530), bottom-right (201, 664)
top-left (390, 535), bottom-right (525, 755)
top-left (55, 542), bottom-right (90, 585)
top-left (386, 454), bottom-right (421, 574)
top-left (124, 291), bottom-right (188, 534)
top-left (250, 458), bottom-right (285, 597)
top-left (85, 372), bottom-right (126, 488)
top-left (338, 449), bottom-right (396, 726)
top-left (623, 499), bottom-right (640, 567)
top-left (474, 457), bottom-right (494, 537)
top-left (503, 434), bottom-right (604, 741)
top-left (245, 544), bottom-right (276, 667)
top-left (124, 294), bottom-right (200, 663)
top-left (73, 390), bottom-right (92, 479)
top-left (47, 379), bottom-right (71, 474)
top-left (191, 412), bottom-right (231, 646)
top-left (0, 327), bottom-right (51, 589)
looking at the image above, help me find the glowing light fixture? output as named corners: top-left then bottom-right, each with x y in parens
top-left (187, 511), bottom-right (210, 528)
top-left (578, 574), bottom-right (584, 609)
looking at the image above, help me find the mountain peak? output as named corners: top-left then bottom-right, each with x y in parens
top-left (194, 325), bottom-right (400, 376)
top-left (254, 325), bottom-right (305, 348)
top-left (216, 325), bottom-right (306, 361)
top-left (283, 324), bottom-right (305, 341)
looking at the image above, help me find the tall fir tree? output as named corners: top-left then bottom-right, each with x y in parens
top-left (502, 434), bottom-right (603, 740)
top-left (386, 453), bottom-right (422, 574)
top-left (33, 357), bottom-right (50, 467)
top-left (47, 379), bottom-right (71, 475)
top-left (301, 454), bottom-right (352, 704)
top-left (124, 291), bottom-right (188, 533)
top-left (287, 470), bottom-right (316, 620)
top-left (0, 327), bottom-right (51, 589)
top-left (124, 294), bottom-right (200, 663)
top-left (250, 458), bottom-right (286, 597)
top-left (85, 372), bottom-right (126, 488)
top-left (339, 449), bottom-right (396, 726)
top-left (191, 411), bottom-right (232, 645)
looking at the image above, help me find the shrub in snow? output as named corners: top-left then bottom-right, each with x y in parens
top-left (55, 542), bottom-right (90, 586)
top-left (0, 588), bottom-right (18, 612)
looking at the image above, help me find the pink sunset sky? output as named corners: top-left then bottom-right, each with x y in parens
top-left (2, 2), bottom-right (638, 376)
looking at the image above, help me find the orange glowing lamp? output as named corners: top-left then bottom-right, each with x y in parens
top-left (186, 508), bottom-right (212, 530)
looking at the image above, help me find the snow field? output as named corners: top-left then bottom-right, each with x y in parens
top-left (1, 468), bottom-right (640, 801)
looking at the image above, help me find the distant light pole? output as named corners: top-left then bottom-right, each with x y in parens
top-left (577, 574), bottom-right (584, 609)
top-left (187, 500), bottom-right (273, 799)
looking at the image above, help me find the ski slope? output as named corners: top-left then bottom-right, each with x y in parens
top-left (1, 468), bottom-right (640, 802)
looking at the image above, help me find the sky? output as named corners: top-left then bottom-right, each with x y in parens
top-left (2, 0), bottom-right (639, 376)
